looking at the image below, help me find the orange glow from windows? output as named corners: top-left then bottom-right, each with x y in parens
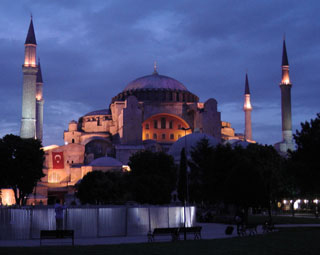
top-left (142, 114), bottom-right (191, 143)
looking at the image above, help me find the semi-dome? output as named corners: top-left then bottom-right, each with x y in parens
top-left (223, 139), bottom-right (251, 148)
top-left (89, 156), bottom-right (123, 167)
top-left (168, 133), bottom-right (219, 161)
top-left (84, 109), bottom-right (110, 116)
top-left (123, 72), bottom-right (188, 92)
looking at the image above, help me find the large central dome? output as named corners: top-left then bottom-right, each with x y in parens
top-left (123, 72), bottom-right (188, 92)
top-left (112, 70), bottom-right (199, 103)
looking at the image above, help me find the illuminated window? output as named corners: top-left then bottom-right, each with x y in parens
top-left (146, 123), bottom-right (149, 130)
top-left (170, 134), bottom-right (174, 140)
top-left (154, 120), bottom-right (158, 129)
top-left (48, 172), bottom-right (61, 183)
top-left (162, 134), bottom-right (166, 140)
top-left (169, 121), bottom-right (173, 129)
top-left (178, 134), bottom-right (182, 139)
top-left (153, 133), bottom-right (157, 139)
top-left (146, 133), bottom-right (149, 139)
top-left (161, 118), bottom-right (166, 129)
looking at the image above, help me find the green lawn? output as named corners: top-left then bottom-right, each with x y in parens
top-left (2, 228), bottom-right (320, 255)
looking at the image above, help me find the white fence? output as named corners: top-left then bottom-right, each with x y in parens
top-left (0, 205), bottom-right (196, 240)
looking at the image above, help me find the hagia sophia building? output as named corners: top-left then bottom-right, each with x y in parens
top-left (1, 18), bottom-right (294, 205)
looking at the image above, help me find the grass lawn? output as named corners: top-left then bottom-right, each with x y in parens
top-left (1, 228), bottom-right (320, 255)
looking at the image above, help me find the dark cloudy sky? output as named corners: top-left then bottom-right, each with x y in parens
top-left (0, 0), bottom-right (319, 146)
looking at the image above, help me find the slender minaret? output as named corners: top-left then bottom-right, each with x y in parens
top-left (36, 59), bottom-right (44, 141)
top-left (20, 17), bottom-right (38, 139)
top-left (279, 38), bottom-right (294, 152)
top-left (243, 73), bottom-right (252, 141)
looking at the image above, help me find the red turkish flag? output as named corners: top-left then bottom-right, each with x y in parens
top-left (52, 152), bottom-right (64, 169)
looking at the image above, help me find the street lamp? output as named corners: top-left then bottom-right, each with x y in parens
top-left (180, 127), bottom-right (191, 240)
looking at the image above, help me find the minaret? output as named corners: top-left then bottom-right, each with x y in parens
top-left (279, 39), bottom-right (294, 152)
top-left (243, 73), bottom-right (252, 141)
top-left (36, 59), bottom-right (44, 141)
top-left (20, 17), bottom-right (38, 139)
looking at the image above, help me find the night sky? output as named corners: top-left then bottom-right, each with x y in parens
top-left (0, 0), bottom-right (319, 146)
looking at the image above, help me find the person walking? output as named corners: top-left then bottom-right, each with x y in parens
top-left (54, 199), bottom-right (65, 230)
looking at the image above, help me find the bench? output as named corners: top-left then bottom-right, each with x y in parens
top-left (147, 226), bottom-right (202, 242)
top-left (178, 226), bottom-right (202, 240)
top-left (262, 220), bottom-right (275, 233)
top-left (238, 224), bottom-right (258, 236)
top-left (148, 228), bottom-right (179, 242)
top-left (40, 230), bottom-right (74, 246)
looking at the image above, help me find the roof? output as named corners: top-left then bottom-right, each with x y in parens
top-left (36, 60), bottom-right (43, 83)
top-left (245, 73), bottom-right (250, 94)
top-left (282, 40), bottom-right (289, 66)
top-left (168, 133), bottom-right (219, 160)
top-left (123, 72), bottom-right (188, 92)
top-left (223, 139), bottom-right (250, 148)
top-left (89, 156), bottom-right (123, 167)
top-left (84, 109), bottom-right (110, 116)
top-left (25, 18), bottom-right (37, 45)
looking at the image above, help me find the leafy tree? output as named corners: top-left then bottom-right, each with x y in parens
top-left (288, 113), bottom-right (320, 197)
top-left (189, 139), bottom-right (284, 220)
top-left (189, 140), bottom-right (234, 204)
top-left (0, 134), bottom-right (44, 205)
top-left (128, 150), bottom-right (177, 204)
top-left (76, 171), bottom-right (129, 205)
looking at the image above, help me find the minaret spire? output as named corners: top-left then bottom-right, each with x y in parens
top-left (25, 16), bottom-right (37, 45)
top-left (243, 72), bottom-right (252, 141)
top-left (20, 17), bottom-right (38, 139)
top-left (36, 58), bottom-right (44, 141)
top-left (278, 38), bottom-right (294, 153)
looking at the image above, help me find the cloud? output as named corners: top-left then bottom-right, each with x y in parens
top-left (0, 0), bottom-right (319, 147)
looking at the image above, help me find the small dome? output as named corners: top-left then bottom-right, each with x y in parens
top-left (168, 133), bottom-right (219, 160)
top-left (223, 139), bottom-right (250, 148)
top-left (123, 73), bottom-right (188, 92)
top-left (89, 156), bottom-right (123, 167)
top-left (84, 109), bottom-right (110, 116)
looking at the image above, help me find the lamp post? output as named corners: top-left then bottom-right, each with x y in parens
top-left (181, 127), bottom-right (191, 240)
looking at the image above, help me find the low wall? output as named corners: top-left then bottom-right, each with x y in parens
top-left (0, 205), bottom-right (196, 240)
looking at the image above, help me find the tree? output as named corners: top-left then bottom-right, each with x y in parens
top-left (128, 150), bottom-right (177, 204)
top-left (0, 134), bottom-right (44, 205)
top-left (189, 140), bottom-right (234, 204)
top-left (288, 113), bottom-right (320, 196)
top-left (76, 171), bottom-right (128, 204)
top-left (177, 148), bottom-right (187, 202)
top-left (189, 139), bottom-right (284, 220)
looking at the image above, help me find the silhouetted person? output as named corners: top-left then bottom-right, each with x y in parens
top-left (54, 199), bottom-right (64, 230)
top-left (235, 210), bottom-right (244, 235)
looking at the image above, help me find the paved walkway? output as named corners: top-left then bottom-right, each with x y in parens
top-left (1, 223), bottom-right (320, 247)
